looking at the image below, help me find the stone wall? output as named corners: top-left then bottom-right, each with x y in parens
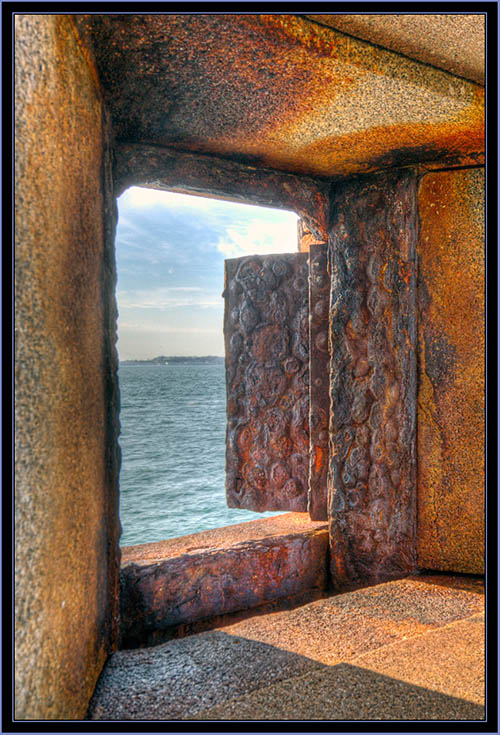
top-left (14, 15), bottom-right (120, 719)
top-left (416, 168), bottom-right (485, 574)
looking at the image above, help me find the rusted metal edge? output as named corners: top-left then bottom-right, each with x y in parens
top-left (308, 243), bottom-right (330, 521)
top-left (416, 154), bottom-right (485, 175)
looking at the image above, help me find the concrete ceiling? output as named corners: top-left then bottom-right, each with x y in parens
top-left (306, 15), bottom-right (485, 85)
top-left (83, 14), bottom-right (484, 180)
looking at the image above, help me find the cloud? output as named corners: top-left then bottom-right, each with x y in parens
top-left (120, 186), bottom-right (230, 213)
top-left (118, 321), bottom-right (221, 334)
top-left (117, 286), bottom-right (222, 311)
top-left (217, 218), bottom-right (298, 257)
top-left (114, 188), bottom-right (299, 356)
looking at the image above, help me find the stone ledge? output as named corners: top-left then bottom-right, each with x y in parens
top-left (120, 513), bottom-right (329, 648)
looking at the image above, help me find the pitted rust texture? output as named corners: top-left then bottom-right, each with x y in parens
top-left (224, 254), bottom-right (310, 512)
top-left (328, 169), bottom-right (418, 590)
top-left (119, 517), bottom-right (328, 648)
top-left (417, 168), bottom-right (484, 575)
top-left (114, 144), bottom-right (329, 241)
top-left (82, 14), bottom-right (484, 179)
top-left (308, 244), bottom-right (330, 521)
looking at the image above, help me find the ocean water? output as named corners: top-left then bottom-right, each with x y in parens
top-left (118, 362), bottom-right (280, 547)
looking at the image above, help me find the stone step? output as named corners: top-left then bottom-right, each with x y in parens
top-left (120, 513), bottom-right (329, 648)
top-left (89, 573), bottom-right (484, 721)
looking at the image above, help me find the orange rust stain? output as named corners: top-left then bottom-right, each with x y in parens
top-left (66, 17), bottom-right (103, 99)
top-left (400, 262), bottom-right (412, 286)
top-left (418, 152), bottom-right (485, 172)
top-left (333, 553), bottom-right (345, 581)
top-left (417, 168), bottom-right (484, 575)
top-left (291, 105), bottom-right (484, 177)
top-left (247, 17), bottom-right (485, 176)
top-left (314, 446), bottom-right (324, 473)
top-left (299, 219), bottom-right (327, 253)
top-left (16, 14), bottom-right (119, 719)
top-left (259, 13), bottom-right (347, 61)
top-left (196, 91), bottom-right (484, 179)
top-left (90, 14), bottom-right (484, 179)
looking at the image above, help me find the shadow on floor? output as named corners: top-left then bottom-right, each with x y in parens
top-left (188, 660), bottom-right (485, 721)
top-left (88, 629), bottom-right (484, 722)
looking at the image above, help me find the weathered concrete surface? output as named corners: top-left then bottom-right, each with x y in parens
top-left (192, 660), bottom-right (484, 721)
top-left (120, 514), bottom-right (328, 648)
top-left (328, 170), bottom-right (418, 590)
top-left (81, 14), bottom-right (484, 179)
top-left (15, 15), bottom-right (120, 719)
top-left (89, 574), bottom-right (484, 720)
top-left (417, 168), bottom-right (485, 574)
top-left (308, 15), bottom-right (485, 84)
top-left (224, 254), bottom-right (310, 512)
top-left (89, 629), bottom-right (325, 721)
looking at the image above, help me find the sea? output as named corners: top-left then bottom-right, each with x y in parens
top-left (118, 362), bottom-right (280, 547)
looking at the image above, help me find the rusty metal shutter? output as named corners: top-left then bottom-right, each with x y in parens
top-left (224, 253), bottom-right (310, 512)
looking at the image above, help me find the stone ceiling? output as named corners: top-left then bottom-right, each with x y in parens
top-left (81, 14), bottom-right (485, 180)
top-left (307, 15), bottom-right (485, 85)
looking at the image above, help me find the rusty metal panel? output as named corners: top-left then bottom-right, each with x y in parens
top-left (308, 244), bottom-right (330, 521)
top-left (224, 253), bottom-right (310, 512)
top-left (328, 169), bottom-right (418, 590)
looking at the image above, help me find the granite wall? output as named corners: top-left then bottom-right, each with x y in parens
top-left (15, 15), bottom-right (120, 719)
top-left (416, 168), bottom-right (485, 574)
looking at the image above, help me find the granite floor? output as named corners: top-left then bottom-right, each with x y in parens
top-left (88, 573), bottom-right (485, 722)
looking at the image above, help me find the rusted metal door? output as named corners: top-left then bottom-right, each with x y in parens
top-left (224, 253), bottom-right (311, 513)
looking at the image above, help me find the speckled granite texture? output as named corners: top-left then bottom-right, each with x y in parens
top-left (15, 15), bottom-right (120, 720)
top-left (89, 574), bottom-right (484, 721)
top-left (81, 14), bottom-right (484, 178)
top-left (417, 168), bottom-right (485, 574)
top-left (308, 15), bottom-right (485, 84)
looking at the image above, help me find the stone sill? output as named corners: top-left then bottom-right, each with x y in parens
top-left (120, 513), bottom-right (329, 649)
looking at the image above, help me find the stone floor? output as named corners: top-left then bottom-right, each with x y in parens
top-left (88, 573), bottom-right (485, 722)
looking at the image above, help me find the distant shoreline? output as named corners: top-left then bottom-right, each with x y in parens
top-left (120, 355), bottom-right (224, 366)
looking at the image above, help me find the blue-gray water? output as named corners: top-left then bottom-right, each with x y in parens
top-left (118, 362), bottom-right (279, 547)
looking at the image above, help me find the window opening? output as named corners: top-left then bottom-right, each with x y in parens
top-left (116, 186), bottom-right (299, 547)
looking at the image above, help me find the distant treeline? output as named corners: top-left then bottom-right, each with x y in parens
top-left (120, 355), bottom-right (225, 365)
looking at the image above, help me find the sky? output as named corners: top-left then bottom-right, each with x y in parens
top-left (115, 187), bottom-right (299, 359)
